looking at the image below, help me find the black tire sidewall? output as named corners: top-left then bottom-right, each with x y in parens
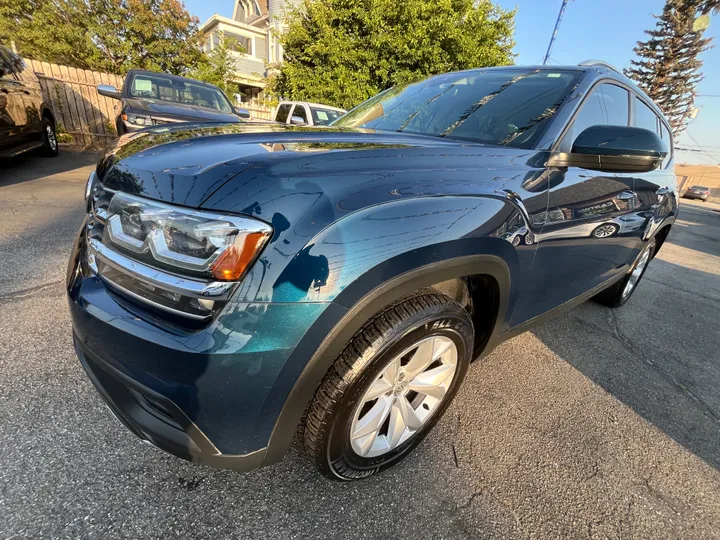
top-left (41, 119), bottom-right (59, 156)
top-left (616, 239), bottom-right (656, 306)
top-left (325, 311), bottom-right (473, 479)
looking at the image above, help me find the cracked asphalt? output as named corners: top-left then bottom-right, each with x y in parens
top-left (1, 151), bottom-right (720, 539)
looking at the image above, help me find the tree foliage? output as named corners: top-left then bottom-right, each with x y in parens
top-left (0, 0), bottom-right (206, 76)
top-left (269, 0), bottom-right (516, 110)
top-left (189, 34), bottom-right (245, 96)
top-left (625, 0), bottom-right (718, 135)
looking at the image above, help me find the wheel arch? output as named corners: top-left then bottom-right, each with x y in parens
top-left (41, 105), bottom-right (55, 126)
top-left (652, 223), bottom-right (672, 257)
top-left (260, 245), bottom-right (514, 466)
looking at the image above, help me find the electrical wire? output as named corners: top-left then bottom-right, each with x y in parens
top-left (685, 129), bottom-right (720, 164)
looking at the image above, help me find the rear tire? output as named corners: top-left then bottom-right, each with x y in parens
top-left (594, 239), bottom-right (655, 308)
top-left (302, 289), bottom-right (474, 480)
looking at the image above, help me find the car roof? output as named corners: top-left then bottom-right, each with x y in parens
top-left (126, 69), bottom-right (222, 91)
top-left (279, 101), bottom-right (346, 112)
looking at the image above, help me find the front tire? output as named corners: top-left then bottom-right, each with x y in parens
top-left (302, 290), bottom-right (474, 480)
top-left (40, 119), bottom-right (59, 157)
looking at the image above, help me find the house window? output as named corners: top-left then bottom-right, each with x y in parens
top-left (224, 31), bottom-right (251, 54)
top-left (255, 37), bottom-right (267, 61)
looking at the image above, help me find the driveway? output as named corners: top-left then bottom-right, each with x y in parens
top-left (2, 152), bottom-right (719, 539)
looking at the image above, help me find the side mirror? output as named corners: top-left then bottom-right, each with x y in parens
top-left (290, 115), bottom-right (307, 126)
top-left (548, 125), bottom-right (667, 173)
top-left (235, 107), bottom-right (251, 119)
top-left (97, 84), bottom-right (121, 100)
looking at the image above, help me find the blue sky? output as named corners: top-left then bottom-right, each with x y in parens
top-left (185, 0), bottom-right (719, 165)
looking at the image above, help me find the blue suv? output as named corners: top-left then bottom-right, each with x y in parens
top-left (67, 62), bottom-right (677, 480)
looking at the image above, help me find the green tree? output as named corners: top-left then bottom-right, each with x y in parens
top-left (189, 34), bottom-right (245, 96)
top-left (269, 0), bottom-right (516, 110)
top-left (0, 0), bottom-right (206, 76)
top-left (625, 0), bottom-right (718, 135)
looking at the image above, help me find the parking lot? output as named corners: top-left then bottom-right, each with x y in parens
top-left (1, 151), bottom-right (719, 539)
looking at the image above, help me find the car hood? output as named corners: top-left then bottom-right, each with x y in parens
top-left (124, 97), bottom-right (240, 123)
top-left (97, 122), bottom-right (537, 211)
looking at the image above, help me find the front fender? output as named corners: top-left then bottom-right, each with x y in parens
top-left (234, 195), bottom-right (524, 305)
top-left (255, 195), bottom-right (526, 465)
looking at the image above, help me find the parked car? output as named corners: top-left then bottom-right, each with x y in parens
top-left (274, 101), bottom-right (345, 126)
top-left (68, 62), bottom-right (677, 480)
top-left (682, 185), bottom-right (711, 201)
top-left (98, 69), bottom-right (252, 134)
top-left (0, 45), bottom-right (58, 158)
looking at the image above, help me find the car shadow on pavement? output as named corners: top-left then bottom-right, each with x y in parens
top-left (533, 257), bottom-right (720, 472)
top-left (0, 149), bottom-right (101, 187)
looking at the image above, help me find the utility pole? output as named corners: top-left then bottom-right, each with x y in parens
top-left (543, 0), bottom-right (571, 65)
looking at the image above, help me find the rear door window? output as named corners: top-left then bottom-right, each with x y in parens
top-left (275, 103), bottom-right (291, 123)
top-left (311, 107), bottom-right (342, 126)
top-left (660, 122), bottom-right (673, 168)
top-left (633, 97), bottom-right (659, 134)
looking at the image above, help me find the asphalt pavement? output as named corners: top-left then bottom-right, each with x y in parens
top-left (1, 150), bottom-right (720, 539)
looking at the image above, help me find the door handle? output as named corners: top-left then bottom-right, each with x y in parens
top-left (617, 191), bottom-right (637, 200)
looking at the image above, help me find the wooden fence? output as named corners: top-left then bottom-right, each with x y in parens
top-left (19, 59), bottom-right (123, 148)
top-left (242, 99), bottom-right (275, 120)
top-left (18, 59), bottom-right (276, 147)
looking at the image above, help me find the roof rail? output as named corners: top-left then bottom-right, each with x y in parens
top-left (578, 60), bottom-right (622, 74)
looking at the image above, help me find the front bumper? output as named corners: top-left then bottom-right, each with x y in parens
top-left (67, 226), bottom-right (330, 470)
top-left (74, 335), bottom-right (265, 470)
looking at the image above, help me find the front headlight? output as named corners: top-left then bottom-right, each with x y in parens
top-left (123, 114), bottom-right (151, 126)
top-left (105, 192), bottom-right (272, 281)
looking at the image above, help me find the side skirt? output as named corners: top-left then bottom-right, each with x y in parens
top-left (498, 268), bottom-right (627, 343)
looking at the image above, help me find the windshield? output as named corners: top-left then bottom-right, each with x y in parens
top-left (126, 73), bottom-right (234, 113)
top-left (311, 107), bottom-right (343, 126)
top-left (333, 69), bottom-right (582, 148)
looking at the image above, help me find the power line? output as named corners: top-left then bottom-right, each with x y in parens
top-left (685, 129), bottom-right (720, 163)
top-left (677, 146), bottom-right (720, 156)
top-left (543, 0), bottom-right (571, 65)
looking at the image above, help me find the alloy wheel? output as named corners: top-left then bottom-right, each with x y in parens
top-left (622, 248), bottom-right (651, 299)
top-left (594, 224), bottom-right (618, 238)
top-left (46, 124), bottom-right (57, 151)
top-left (349, 335), bottom-right (458, 458)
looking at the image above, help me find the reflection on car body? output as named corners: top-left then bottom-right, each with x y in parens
top-left (67, 62), bottom-right (679, 481)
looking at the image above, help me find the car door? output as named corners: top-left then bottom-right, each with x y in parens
top-left (0, 71), bottom-right (30, 150)
top-left (629, 95), bottom-right (676, 244)
top-left (20, 75), bottom-right (44, 137)
top-left (526, 82), bottom-right (640, 319)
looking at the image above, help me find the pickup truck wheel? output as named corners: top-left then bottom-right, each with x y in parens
top-left (40, 119), bottom-right (59, 157)
top-left (302, 290), bottom-right (474, 480)
top-left (594, 239), bottom-right (655, 308)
